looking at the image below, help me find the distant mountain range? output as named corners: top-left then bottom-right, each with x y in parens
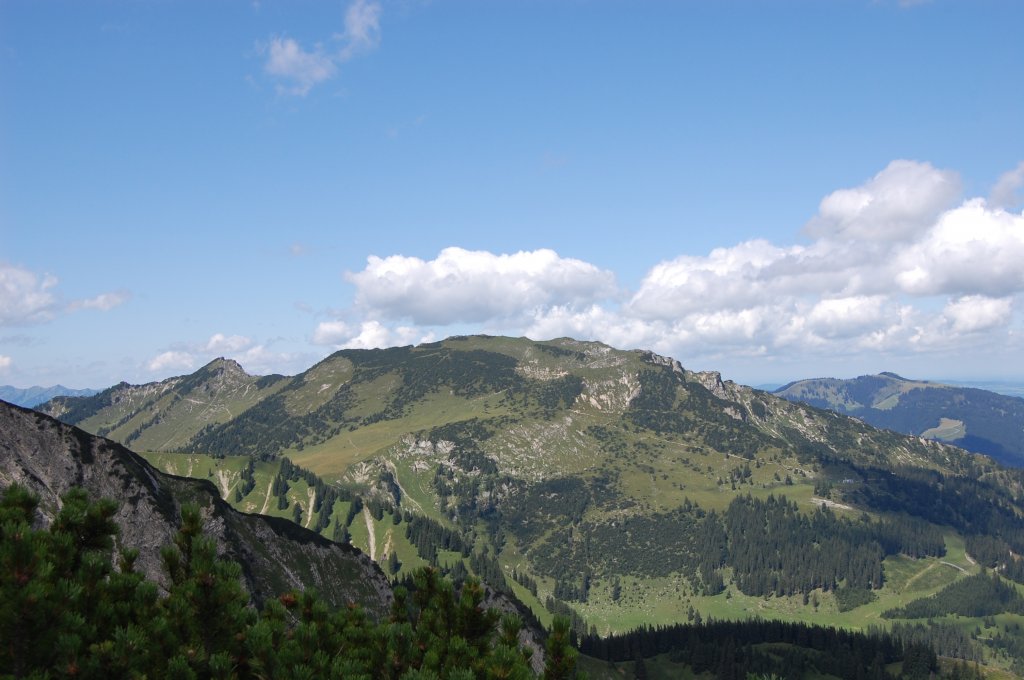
top-left (0, 384), bottom-right (99, 407)
top-left (774, 372), bottom-right (1024, 467)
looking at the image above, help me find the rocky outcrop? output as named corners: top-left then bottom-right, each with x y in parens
top-left (639, 350), bottom-right (685, 376)
top-left (692, 370), bottom-right (728, 399)
top-left (0, 399), bottom-right (392, 617)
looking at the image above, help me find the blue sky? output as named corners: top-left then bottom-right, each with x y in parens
top-left (1, 0), bottom-right (1022, 389)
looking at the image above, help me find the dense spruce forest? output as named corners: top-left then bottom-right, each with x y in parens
top-left (580, 619), bottom-right (990, 680)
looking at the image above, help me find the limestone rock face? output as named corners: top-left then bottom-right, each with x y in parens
top-left (0, 399), bottom-right (392, 617)
top-left (693, 370), bottom-right (727, 399)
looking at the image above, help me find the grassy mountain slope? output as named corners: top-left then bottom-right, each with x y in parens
top-left (36, 336), bottom-right (1024, 670)
top-left (43, 337), bottom-right (976, 475)
top-left (774, 373), bottom-right (1024, 467)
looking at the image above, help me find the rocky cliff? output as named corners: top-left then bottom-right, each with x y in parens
top-left (0, 398), bottom-right (392, 616)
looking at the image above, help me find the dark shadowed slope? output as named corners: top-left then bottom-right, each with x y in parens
top-left (0, 398), bottom-right (392, 616)
top-left (775, 373), bottom-right (1024, 467)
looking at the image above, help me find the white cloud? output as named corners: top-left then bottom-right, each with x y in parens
top-left (318, 160), bottom-right (1023, 376)
top-left (628, 240), bottom-right (801, 318)
top-left (68, 290), bottom-right (131, 312)
top-left (347, 247), bottom-right (617, 325)
top-left (312, 320), bottom-right (351, 346)
top-left (147, 351), bottom-right (196, 374)
top-left (338, 0), bottom-right (381, 61)
top-left (804, 296), bottom-right (891, 339)
top-left (0, 355), bottom-right (11, 372)
top-left (0, 264), bottom-right (58, 325)
top-left (805, 160), bottom-right (960, 242)
top-left (524, 304), bottom-right (659, 352)
top-left (205, 333), bottom-right (253, 354)
top-left (894, 200), bottom-right (1024, 297)
top-left (942, 295), bottom-right (1013, 334)
top-left (314, 320), bottom-right (431, 350)
top-left (145, 333), bottom-right (306, 379)
top-left (614, 162), bottom-right (1024, 363)
top-left (0, 265), bottom-right (128, 332)
top-left (233, 344), bottom-right (304, 376)
top-left (340, 320), bottom-right (394, 349)
top-left (265, 37), bottom-right (336, 96)
top-left (991, 161), bottom-right (1024, 210)
top-left (263, 0), bottom-right (382, 96)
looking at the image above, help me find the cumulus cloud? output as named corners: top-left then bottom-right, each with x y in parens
top-left (628, 240), bottom-right (800, 318)
top-left (327, 159), bottom-right (1024, 372)
top-left (804, 296), bottom-right (891, 340)
top-left (0, 355), bottom-right (11, 372)
top-left (147, 351), bottom-right (196, 374)
top-left (942, 296), bottom-right (1013, 334)
top-left (340, 321), bottom-right (395, 349)
top-left (232, 344), bottom-right (305, 376)
top-left (145, 332), bottom-right (304, 378)
top-left (0, 264), bottom-right (58, 325)
top-left (313, 319), bottom-right (431, 350)
top-left (893, 200), bottom-right (1024, 296)
top-left (990, 161), bottom-right (1024, 209)
top-left (525, 304), bottom-right (658, 352)
top-left (205, 333), bottom-right (253, 354)
top-left (602, 161), bottom-right (1022, 362)
top-left (312, 320), bottom-right (351, 346)
top-left (804, 160), bottom-right (960, 242)
top-left (317, 160), bottom-right (1023, 374)
top-left (263, 0), bottom-right (381, 96)
top-left (347, 247), bottom-right (617, 326)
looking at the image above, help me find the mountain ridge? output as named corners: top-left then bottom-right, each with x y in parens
top-left (39, 337), bottom-right (978, 478)
top-left (32, 335), bottom-right (1024, 670)
top-left (774, 372), bottom-right (1024, 467)
top-left (0, 383), bottom-right (99, 407)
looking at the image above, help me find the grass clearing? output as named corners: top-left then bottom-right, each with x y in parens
top-left (289, 390), bottom-right (508, 479)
